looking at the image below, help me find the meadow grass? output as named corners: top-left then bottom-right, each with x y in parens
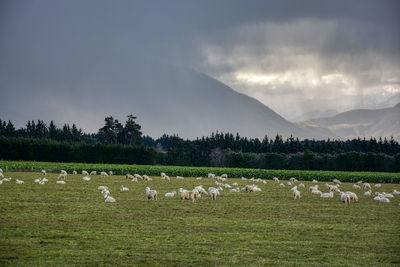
top-left (1, 171), bottom-right (400, 266)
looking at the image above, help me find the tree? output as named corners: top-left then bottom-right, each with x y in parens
top-left (5, 120), bottom-right (16, 137)
top-left (97, 116), bottom-right (121, 144)
top-left (209, 147), bottom-right (226, 167)
top-left (121, 115), bottom-right (142, 145)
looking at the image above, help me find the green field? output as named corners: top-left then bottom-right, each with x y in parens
top-left (1, 169), bottom-right (400, 265)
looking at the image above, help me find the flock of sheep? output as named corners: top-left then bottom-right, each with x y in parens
top-left (1, 168), bottom-right (399, 206)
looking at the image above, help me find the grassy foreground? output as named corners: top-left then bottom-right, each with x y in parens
top-left (1, 171), bottom-right (400, 266)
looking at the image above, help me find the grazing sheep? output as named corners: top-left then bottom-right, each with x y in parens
top-left (383, 192), bottom-right (394, 198)
top-left (0, 180), bottom-right (3, 185)
top-left (340, 192), bottom-right (351, 205)
top-left (364, 190), bottom-right (372, 196)
top-left (221, 174), bottom-right (228, 179)
top-left (309, 185), bottom-right (319, 192)
top-left (194, 186), bottom-right (207, 196)
top-left (279, 183), bottom-right (285, 187)
top-left (312, 179), bottom-right (318, 183)
top-left (293, 190), bottom-right (301, 199)
top-left (333, 179), bottom-right (342, 185)
top-left (145, 187), bottom-right (157, 201)
top-left (311, 189), bottom-right (322, 195)
top-left (82, 176), bottom-right (91, 181)
top-left (241, 177), bottom-right (247, 180)
top-left (393, 190), bottom-right (400, 195)
top-left (287, 181), bottom-right (293, 186)
top-left (163, 175), bottom-right (170, 182)
top-left (109, 171), bottom-right (113, 176)
top-left (244, 185), bottom-right (255, 193)
top-left (230, 188), bottom-right (240, 193)
top-left (208, 187), bottom-right (220, 200)
top-left (131, 177), bottom-right (138, 182)
top-left (188, 190), bottom-right (199, 202)
top-left (41, 170), bottom-right (46, 176)
top-left (232, 182), bottom-right (238, 186)
top-left (0, 173), bottom-right (4, 178)
top-left (98, 185), bottom-right (108, 190)
top-left (176, 176), bottom-right (184, 180)
top-left (143, 175), bottom-right (150, 181)
top-left (126, 174), bottom-right (134, 179)
top-left (374, 184), bottom-right (381, 188)
top-left (82, 170), bottom-right (89, 175)
top-left (90, 171), bottom-right (97, 176)
top-left (363, 183), bottom-right (371, 190)
top-left (100, 171), bottom-right (109, 177)
top-left (373, 196), bottom-right (381, 201)
top-left (379, 197), bottom-right (390, 203)
top-left (58, 173), bottom-right (67, 180)
top-left (72, 170), bottom-right (77, 175)
top-left (56, 181), bottom-right (66, 184)
top-left (320, 192), bottom-right (334, 198)
top-left (289, 177), bottom-right (298, 184)
top-left (105, 195), bottom-right (116, 202)
top-left (298, 183), bottom-right (305, 188)
top-left (208, 173), bottom-right (215, 179)
top-left (101, 188), bottom-right (110, 196)
top-left (345, 191), bottom-right (358, 202)
top-left (120, 185), bottom-right (129, 191)
top-left (290, 186), bottom-right (298, 192)
top-left (179, 190), bottom-right (190, 201)
top-left (273, 177), bottom-right (279, 182)
top-left (196, 177), bottom-right (202, 180)
top-left (165, 191), bottom-right (176, 197)
top-left (224, 184), bottom-right (232, 188)
top-left (60, 170), bottom-right (67, 175)
top-left (34, 178), bottom-right (40, 183)
top-left (16, 179), bottom-right (24, 184)
top-left (2, 177), bottom-right (11, 182)
top-left (352, 184), bottom-right (361, 190)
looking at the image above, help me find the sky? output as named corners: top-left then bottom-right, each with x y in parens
top-left (0, 0), bottom-right (399, 131)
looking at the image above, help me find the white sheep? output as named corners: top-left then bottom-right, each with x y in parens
top-left (126, 174), bottom-right (134, 179)
top-left (332, 179), bottom-right (341, 185)
top-left (287, 181), bottom-right (293, 186)
top-left (393, 190), bottom-right (400, 195)
top-left (0, 173), bottom-right (3, 178)
top-left (221, 174), bottom-right (228, 179)
top-left (382, 192), bottom-right (394, 198)
top-left (60, 170), bottom-right (67, 175)
top-left (164, 175), bottom-right (170, 182)
top-left (0, 180), bottom-right (3, 185)
top-left (82, 170), bottom-right (89, 175)
top-left (16, 179), bottom-right (24, 184)
top-left (357, 180), bottom-right (363, 184)
top-left (109, 171), bottom-right (113, 176)
top-left (298, 183), bottom-right (305, 188)
top-left (312, 179), bottom-right (318, 183)
top-left (309, 185), bottom-right (319, 192)
top-left (90, 171), bottom-right (97, 176)
top-left (241, 177), bottom-right (247, 180)
top-left (289, 177), bottom-right (298, 184)
top-left (73, 170), bottom-right (77, 175)
top-left (363, 183), bottom-right (371, 190)
top-left (145, 187), bottom-right (157, 201)
top-left (293, 190), bottom-right (301, 199)
top-left (352, 184), bottom-right (361, 190)
top-left (208, 188), bottom-right (218, 200)
top-left (105, 195), bottom-right (116, 202)
top-left (379, 197), bottom-right (390, 203)
top-left (165, 191), bottom-right (177, 197)
top-left (134, 174), bottom-right (143, 180)
top-left (34, 178), bottom-right (40, 183)
top-left (120, 185), bottom-right (129, 191)
top-left (196, 177), bottom-right (202, 180)
top-left (272, 177), bottom-right (279, 182)
top-left (143, 175), bottom-right (150, 181)
top-left (100, 171), bottom-right (109, 177)
top-left (230, 188), bottom-right (240, 193)
top-left (345, 191), bottom-right (358, 202)
top-left (224, 184), bottom-right (232, 188)
top-left (320, 192), bottom-right (334, 198)
top-left (82, 176), bottom-right (91, 181)
top-left (340, 192), bottom-right (351, 205)
top-left (279, 183), bottom-right (285, 187)
top-left (290, 186), bottom-right (298, 192)
top-left (176, 176), bottom-right (184, 180)
top-left (41, 170), bottom-right (46, 176)
top-left (2, 177), bottom-right (11, 182)
top-left (311, 189), bottom-right (322, 195)
top-left (232, 182), bottom-right (238, 186)
top-left (98, 185), bottom-right (108, 190)
top-left (208, 173), bottom-right (215, 179)
top-left (364, 190), bottom-right (372, 196)
top-left (58, 173), bottom-right (67, 180)
top-left (56, 181), bottom-right (66, 184)
top-left (374, 184), bottom-right (381, 188)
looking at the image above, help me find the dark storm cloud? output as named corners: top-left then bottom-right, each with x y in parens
top-left (0, 0), bottom-right (399, 130)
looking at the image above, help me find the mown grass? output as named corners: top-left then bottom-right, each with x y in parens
top-left (1, 171), bottom-right (400, 266)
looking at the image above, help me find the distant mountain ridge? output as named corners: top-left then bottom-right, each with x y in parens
top-left (301, 103), bottom-right (400, 140)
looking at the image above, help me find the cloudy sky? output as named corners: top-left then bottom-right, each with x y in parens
top-left (0, 0), bottom-right (399, 129)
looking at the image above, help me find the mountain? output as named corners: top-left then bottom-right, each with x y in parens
top-left (0, 61), bottom-right (331, 139)
top-left (291, 109), bottom-right (339, 122)
top-left (302, 103), bottom-right (400, 140)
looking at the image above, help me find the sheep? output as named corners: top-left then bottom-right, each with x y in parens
top-left (320, 192), bottom-right (334, 198)
top-left (41, 170), bottom-right (46, 176)
top-left (241, 177), bottom-right (247, 180)
top-left (290, 186), bottom-right (298, 192)
top-left (328, 185), bottom-right (340, 192)
top-left (221, 174), bottom-right (228, 179)
top-left (98, 185), bottom-right (108, 190)
top-left (208, 173), bottom-right (215, 179)
top-left (194, 186), bottom-right (207, 196)
top-left (179, 190), bottom-right (190, 201)
top-left (312, 179), bottom-right (318, 183)
top-left (341, 192), bottom-right (351, 204)
top-left (72, 170), bottom-right (77, 175)
top-left (208, 187), bottom-right (220, 200)
top-left (272, 177), bottom-right (279, 182)
top-left (224, 184), bottom-right (232, 188)
top-left (105, 195), bottom-right (116, 202)
top-left (165, 191), bottom-right (176, 197)
top-left (363, 183), bottom-right (371, 190)
top-left (196, 177), bottom-right (202, 180)
top-left (357, 180), bottom-right (363, 184)
top-left (145, 187), bottom-right (157, 201)
top-left (364, 190), bottom-right (372, 196)
top-left (352, 184), bottom-right (361, 190)
top-left (120, 185), bottom-right (129, 191)
top-left (298, 183), bottom-right (305, 188)
top-left (374, 184), bottom-right (381, 188)
top-left (82, 170), bottom-right (89, 175)
top-left (56, 181), bottom-right (66, 184)
top-left (379, 197), bottom-right (390, 203)
top-left (2, 177), bottom-right (11, 182)
top-left (188, 190), bottom-right (199, 202)
top-left (34, 178), bottom-right (40, 183)
top-left (109, 171), bottom-right (113, 176)
top-left (333, 179), bottom-right (342, 185)
top-left (90, 171), bottom-right (97, 176)
top-left (16, 179), bottom-right (24, 184)
top-left (230, 188), bottom-right (240, 193)
top-left (309, 185), bottom-right (319, 192)
top-left (0, 173), bottom-right (4, 178)
top-left (293, 190), bottom-right (301, 199)
top-left (100, 171), bottom-right (109, 177)
top-left (143, 175), bottom-right (150, 181)
top-left (286, 181), bottom-right (293, 186)
top-left (393, 190), bottom-right (400, 195)
top-left (232, 182), bottom-right (238, 186)
top-left (0, 168), bottom-right (2, 173)
top-left (253, 184), bottom-right (262, 192)
top-left (60, 170), bottom-right (67, 175)
top-left (216, 176), bottom-right (226, 182)
top-left (131, 177), bottom-right (138, 182)
top-left (58, 173), bottom-right (67, 180)
top-left (161, 172), bottom-right (166, 177)
top-left (0, 180), bottom-right (2, 185)
top-left (289, 177), bottom-right (298, 184)
top-left (101, 188), bottom-right (110, 196)
top-left (373, 196), bottom-right (381, 201)
top-left (311, 189), bottom-right (322, 195)
top-left (126, 174), bottom-right (134, 179)
top-left (345, 191), bottom-right (358, 202)
top-left (163, 175), bottom-right (170, 182)
top-left (279, 183), bottom-right (285, 187)
top-left (82, 176), bottom-right (91, 181)
top-left (382, 192), bottom-right (394, 198)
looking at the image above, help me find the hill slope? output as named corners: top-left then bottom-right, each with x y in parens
top-left (303, 103), bottom-right (400, 140)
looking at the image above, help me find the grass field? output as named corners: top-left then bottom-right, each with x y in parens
top-left (1, 171), bottom-right (400, 266)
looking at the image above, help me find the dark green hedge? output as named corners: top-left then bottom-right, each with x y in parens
top-left (0, 137), bottom-right (157, 165)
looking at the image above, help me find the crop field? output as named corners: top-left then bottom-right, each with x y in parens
top-left (1, 168), bottom-right (400, 265)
